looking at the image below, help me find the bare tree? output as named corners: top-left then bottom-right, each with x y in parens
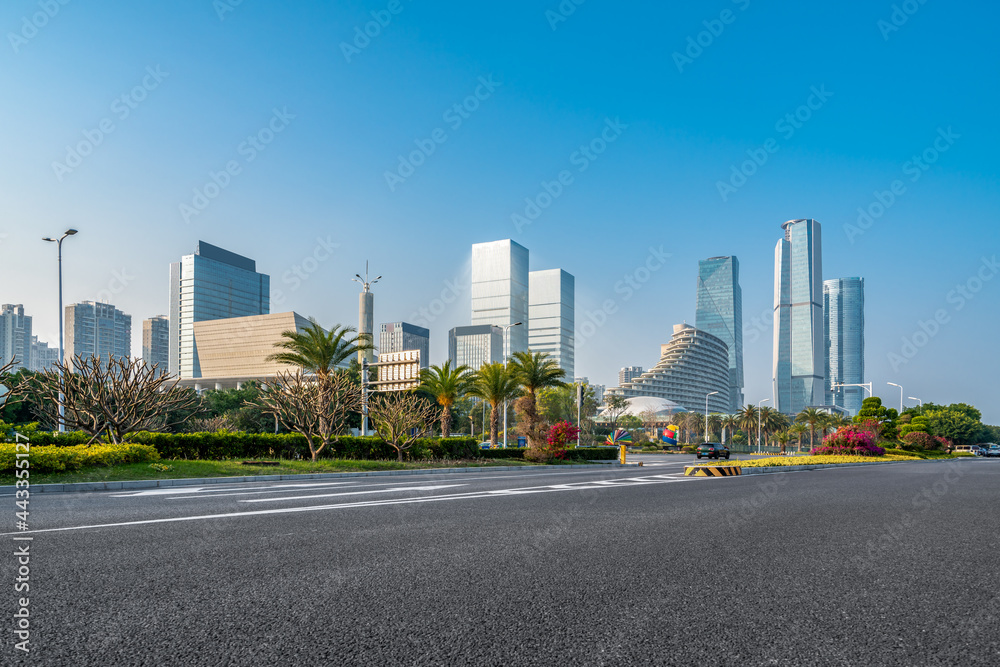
top-left (367, 391), bottom-right (438, 462)
top-left (251, 370), bottom-right (360, 462)
top-left (18, 355), bottom-right (201, 443)
top-left (0, 358), bottom-right (17, 413)
top-left (603, 394), bottom-right (631, 432)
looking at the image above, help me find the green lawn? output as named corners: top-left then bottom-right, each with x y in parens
top-left (0, 458), bottom-right (539, 486)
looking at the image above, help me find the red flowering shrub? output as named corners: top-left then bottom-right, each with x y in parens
top-left (547, 421), bottom-right (580, 450)
top-left (811, 424), bottom-right (885, 457)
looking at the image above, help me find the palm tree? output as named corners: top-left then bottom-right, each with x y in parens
top-left (509, 351), bottom-right (566, 447)
top-left (683, 412), bottom-right (703, 444)
top-left (774, 430), bottom-right (791, 454)
top-left (737, 404), bottom-right (761, 448)
top-left (468, 363), bottom-right (521, 447)
top-left (721, 414), bottom-right (739, 445)
top-left (789, 423), bottom-right (808, 452)
top-left (267, 320), bottom-right (371, 379)
top-left (418, 361), bottom-right (473, 437)
top-left (706, 414), bottom-right (722, 442)
top-left (796, 407), bottom-right (826, 450)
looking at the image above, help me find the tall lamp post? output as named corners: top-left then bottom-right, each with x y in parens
top-left (42, 229), bottom-right (77, 433)
top-left (705, 391), bottom-right (719, 442)
top-left (908, 396), bottom-right (923, 411)
top-left (501, 322), bottom-right (522, 449)
top-left (757, 398), bottom-right (770, 454)
top-left (887, 382), bottom-right (903, 413)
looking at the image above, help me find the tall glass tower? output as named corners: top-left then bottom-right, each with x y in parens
top-left (824, 277), bottom-right (865, 416)
top-left (169, 241), bottom-right (269, 379)
top-left (695, 256), bottom-right (744, 411)
top-left (773, 219), bottom-right (825, 415)
top-left (528, 269), bottom-right (574, 378)
top-left (471, 240), bottom-right (529, 356)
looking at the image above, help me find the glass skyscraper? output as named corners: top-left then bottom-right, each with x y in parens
top-left (773, 219), bottom-right (825, 415)
top-left (169, 241), bottom-right (269, 379)
top-left (528, 269), bottom-right (574, 378)
top-left (380, 322), bottom-right (430, 369)
top-left (471, 240), bottom-right (529, 356)
top-left (824, 277), bottom-right (865, 416)
top-left (695, 256), bottom-right (744, 411)
top-left (448, 325), bottom-right (503, 371)
top-left (143, 316), bottom-right (170, 377)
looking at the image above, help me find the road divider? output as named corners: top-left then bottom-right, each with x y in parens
top-left (685, 465), bottom-right (741, 477)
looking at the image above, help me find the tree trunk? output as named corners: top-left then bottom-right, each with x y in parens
top-left (490, 403), bottom-right (500, 446)
top-left (441, 404), bottom-right (451, 438)
top-left (397, 447), bottom-right (403, 462)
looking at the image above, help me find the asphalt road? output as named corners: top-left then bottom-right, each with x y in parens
top-left (2, 458), bottom-right (998, 665)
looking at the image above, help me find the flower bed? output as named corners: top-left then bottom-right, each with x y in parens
top-left (700, 454), bottom-right (921, 468)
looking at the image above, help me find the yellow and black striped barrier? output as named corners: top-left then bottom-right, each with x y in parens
top-left (684, 465), bottom-right (742, 477)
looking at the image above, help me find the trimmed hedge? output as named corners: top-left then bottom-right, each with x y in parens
top-left (0, 443), bottom-right (160, 473)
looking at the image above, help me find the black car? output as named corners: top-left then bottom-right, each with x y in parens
top-left (696, 443), bottom-right (730, 460)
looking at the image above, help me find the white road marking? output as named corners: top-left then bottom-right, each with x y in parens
top-left (240, 484), bottom-right (465, 503)
top-left (111, 481), bottom-right (360, 498)
top-left (3, 474), bottom-right (696, 535)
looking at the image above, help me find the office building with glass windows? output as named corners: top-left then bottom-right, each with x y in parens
top-left (696, 256), bottom-right (744, 411)
top-left (824, 277), bottom-right (865, 416)
top-left (528, 269), bottom-right (574, 378)
top-left (773, 219), bottom-right (825, 415)
top-left (0, 304), bottom-right (33, 370)
top-left (448, 325), bottom-right (503, 371)
top-left (169, 241), bottom-right (270, 379)
top-left (143, 316), bottom-right (170, 377)
top-left (379, 322), bottom-right (430, 369)
top-left (471, 240), bottom-right (529, 357)
top-left (65, 301), bottom-right (132, 371)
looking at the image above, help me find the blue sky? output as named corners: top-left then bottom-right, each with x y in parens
top-left (2, 0), bottom-right (998, 421)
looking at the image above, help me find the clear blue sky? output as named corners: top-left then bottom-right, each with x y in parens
top-left (2, 1), bottom-right (998, 421)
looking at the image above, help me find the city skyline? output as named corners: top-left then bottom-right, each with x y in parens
top-left (2, 2), bottom-right (997, 421)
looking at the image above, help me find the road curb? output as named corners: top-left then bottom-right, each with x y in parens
top-left (0, 462), bottom-right (623, 495)
top-left (733, 459), bottom-right (938, 475)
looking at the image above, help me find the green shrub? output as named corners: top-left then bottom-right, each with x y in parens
top-left (0, 443), bottom-right (159, 473)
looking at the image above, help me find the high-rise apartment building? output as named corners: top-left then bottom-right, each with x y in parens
top-left (379, 322), bottom-right (430, 369)
top-left (65, 301), bottom-right (132, 370)
top-left (448, 325), bottom-right (503, 371)
top-left (824, 278), bottom-right (865, 416)
top-left (0, 304), bottom-right (32, 370)
top-left (606, 324), bottom-right (730, 414)
top-left (169, 241), bottom-right (269, 379)
top-left (29, 336), bottom-right (60, 372)
top-left (619, 366), bottom-right (644, 385)
top-left (143, 316), bottom-right (170, 376)
top-left (773, 219), bottom-right (825, 415)
top-left (471, 240), bottom-right (529, 357)
top-left (528, 269), bottom-right (574, 378)
top-left (696, 256), bottom-right (744, 411)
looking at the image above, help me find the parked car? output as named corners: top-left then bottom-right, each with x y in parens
top-left (479, 442), bottom-right (493, 450)
top-left (987, 444), bottom-right (1000, 458)
top-left (696, 443), bottom-right (730, 460)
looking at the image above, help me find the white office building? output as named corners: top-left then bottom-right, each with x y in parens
top-left (528, 269), bottom-right (574, 377)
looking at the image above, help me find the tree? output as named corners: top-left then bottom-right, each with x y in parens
top-left (267, 320), bottom-right (370, 441)
top-left (925, 408), bottom-right (981, 447)
top-left (773, 430), bottom-right (791, 454)
top-left (19, 355), bottom-right (201, 443)
top-left (368, 391), bottom-right (439, 462)
top-left (199, 382), bottom-right (274, 433)
top-left (509, 351), bottom-right (566, 448)
top-left (789, 423), bottom-right (808, 452)
top-left (0, 358), bottom-right (18, 414)
top-left (251, 370), bottom-right (360, 462)
top-left (720, 414), bottom-right (739, 445)
top-left (603, 394), bottom-right (631, 432)
top-left (468, 363), bottom-right (520, 447)
top-left (796, 407), bottom-right (826, 450)
top-left (418, 361), bottom-right (474, 437)
top-left (853, 397), bottom-right (898, 441)
top-left (706, 413), bottom-right (722, 441)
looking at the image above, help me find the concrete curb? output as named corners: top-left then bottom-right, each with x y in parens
top-left (0, 462), bottom-right (623, 495)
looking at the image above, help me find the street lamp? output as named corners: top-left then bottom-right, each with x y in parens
top-left (908, 396), bottom-right (923, 410)
top-left (705, 391), bottom-right (719, 442)
top-left (757, 398), bottom-right (770, 454)
top-left (501, 322), bottom-right (522, 449)
top-left (42, 228), bottom-right (77, 433)
top-left (887, 382), bottom-right (903, 413)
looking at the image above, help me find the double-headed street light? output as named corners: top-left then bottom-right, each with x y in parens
top-left (757, 398), bottom-right (769, 454)
top-left (501, 322), bottom-right (522, 449)
top-left (705, 391), bottom-right (719, 442)
top-left (887, 382), bottom-right (903, 413)
top-left (42, 229), bottom-right (78, 433)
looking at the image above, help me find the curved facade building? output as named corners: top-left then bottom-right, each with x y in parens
top-left (607, 324), bottom-right (730, 414)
